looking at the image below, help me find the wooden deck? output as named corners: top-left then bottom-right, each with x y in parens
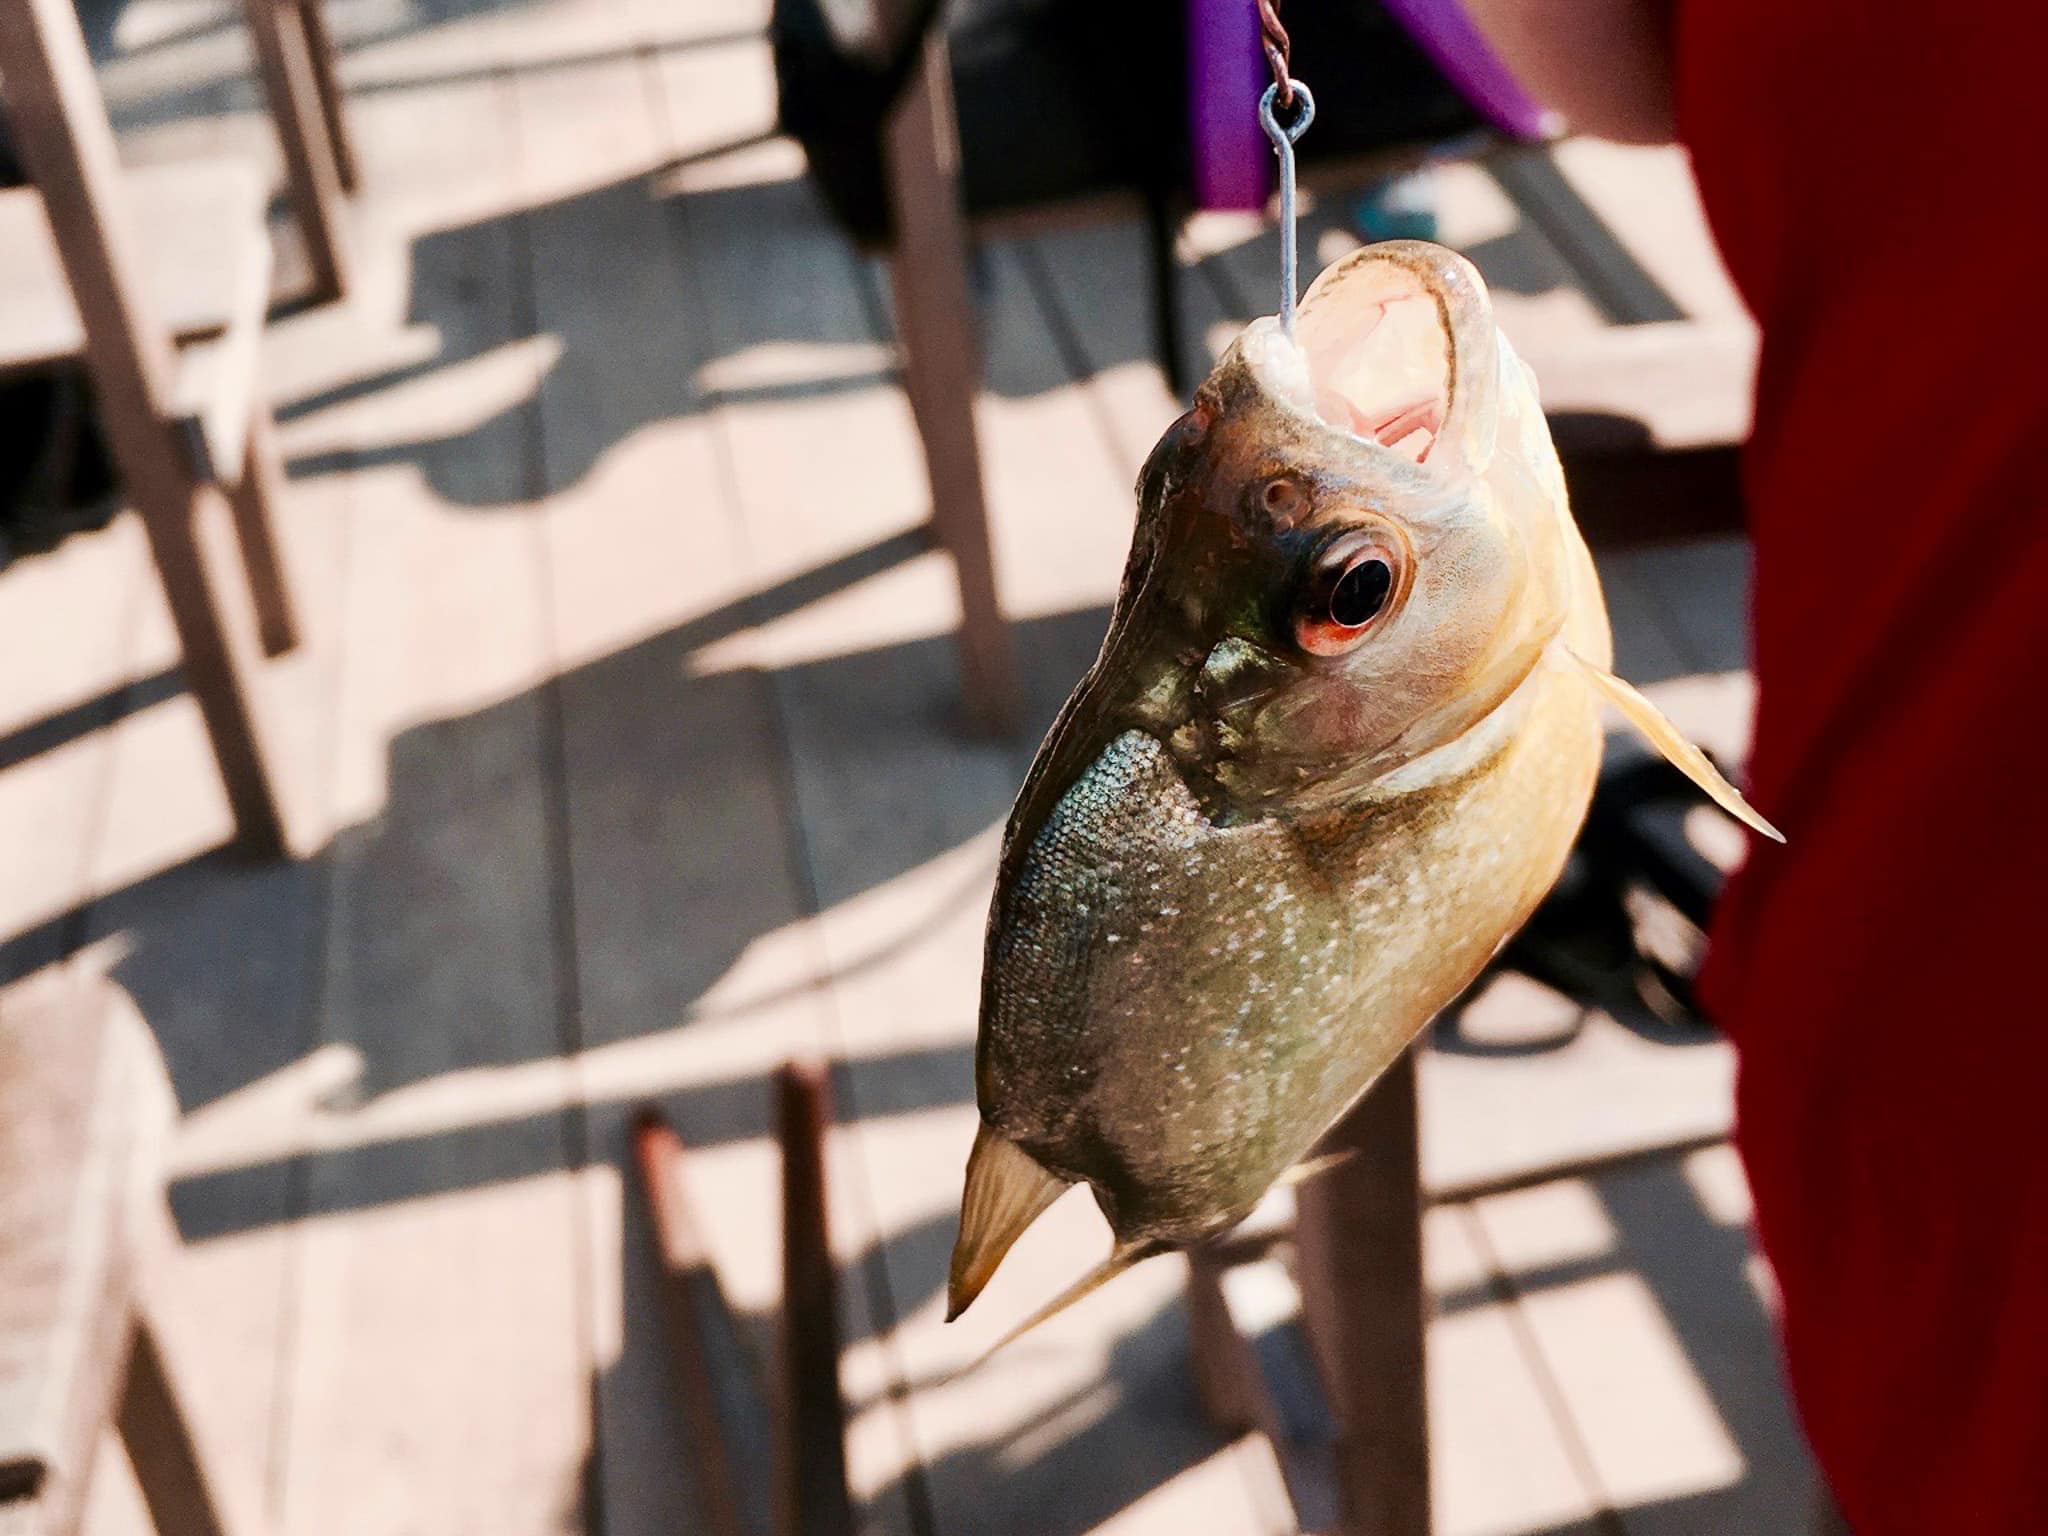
top-left (4, 1), bottom-right (1812, 1532)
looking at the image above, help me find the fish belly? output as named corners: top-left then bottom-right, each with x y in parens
top-left (980, 673), bottom-right (1602, 1246)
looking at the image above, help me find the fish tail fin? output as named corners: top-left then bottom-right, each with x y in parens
top-left (1567, 648), bottom-right (1785, 844)
top-left (935, 1239), bottom-right (1167, 1387)
top-left (948, 1124), bottom-right (1071, 1322)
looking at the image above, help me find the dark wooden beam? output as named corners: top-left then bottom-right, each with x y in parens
top-left (775, 1062), bottom-right (856, 1536)
top-left (1294, 1051), bottom-right (1431, 1536)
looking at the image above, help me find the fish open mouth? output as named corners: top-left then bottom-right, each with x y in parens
top-left (1238, 244), bottom-right (1473, 470)
top-left (1294, 257), bottom-right (1453, 463)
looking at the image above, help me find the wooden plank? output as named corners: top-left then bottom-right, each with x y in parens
top-left (1184, 1247), bottom-right (1262, 1439)
top-left (146, 482), bottom-right (305, 858)
top-left (1423, 1207), bottom-right (1606, 1536)
top-left (505, 38), bottom-right (888, 1536)
top-left (881, 34), bottom-right (1020, 737)
top-left (1488, 145), bottom-right (1686, 327)
top-left (266, 69), bottom-right (593, 1536)
top-left (0, 518), bottom-right (151, 983)
top-left (1189, 1197), bottom-right (1620, 1536)
top-left (1535, 322), bottom-right (1757, 455)
top-left (293, 0), bottom-right (361, 193)
top-left (1545, 141), bottom-right (1747, 325)
top-left (0, 0), bottom-right (186, 430)
top-left (173, 214), bottom-right (274, 490)
top-left (0, 161), bottom-right (265, 378)
top-left (1422, 998), bottom-right (1735, 1198)
top-left (775, 1062), bottom-right (856, 1536)
top-left (1624, 537), bottom-right (1753, 677)
top-left (240, 0), bottom-right (353, 301)
top-left (0, 0), bottom-right (306, 858)
top-left (0, 979), bottom-right (131, 1519)
top-left (1461, 1165), bottom-right (1810, 1534)
top-left (1588, 1161), bottom-right (1811, 1533)
top-left (0, 977), bottom-right (174, 1536)
top-left (1595, 546), bottom-right (1698, 686)
top-left (71, 279), bottom-right (353, 1529)
top-left (1018, 215), bottom-right (1230, 469)
top-left (311, 0), bottom-right (760, 92)
top-left (118, 1200), bottom-right (265, 1536)
top-left (1430, 1132), bottom-right (1729, 1207)
top-left (219, 408), bottom-right (302, 657)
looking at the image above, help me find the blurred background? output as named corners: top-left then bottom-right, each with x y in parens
top-left (0, 0), bottom-right (1814, 1532)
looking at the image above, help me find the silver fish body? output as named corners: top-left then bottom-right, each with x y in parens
top-left (950, 241), bottom-right (1769, 1322)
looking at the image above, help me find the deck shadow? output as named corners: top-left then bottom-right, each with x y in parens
top-left (271, 156), bottom-right (1611, 511)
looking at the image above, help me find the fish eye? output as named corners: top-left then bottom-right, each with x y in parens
top-left (1331, 559), bottom-right (1392, 626)
top-left (1295, 532), bottom-right (1405, 656)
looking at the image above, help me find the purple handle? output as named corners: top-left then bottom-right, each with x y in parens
top-left (1187, 0), bottom-right (1271, 211)
top-left (1186, 0), bottom-right (1554, 205)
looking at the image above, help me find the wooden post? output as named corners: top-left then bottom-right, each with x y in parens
top-left (1294, 1048), bottom-right (1431, 1536)
top-left (775, 1062), bottom-right (855, 1536)
top-left (240, 0), bottom-right (353, 301)
top-left (293, 0), bottom-right (360, 193)
top-left (115, 1195), bottom-right (265, 1536)
top-left (118, 1308), bottom-right (263, 1536)
top-left (1142, 186), bottom-right (1186, 399)
top-left (0, 0), bottom-right (304, 858)
top-left (223, 408), bottom-right (302, 657)
top-left (881, 34), bottom-right (1021, 738)
top-left (633, 1109), bottom-right (773, 1536)
top-left (1185, 1245), bottom-right (1261, 1436)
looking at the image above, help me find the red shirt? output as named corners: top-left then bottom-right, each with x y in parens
top-left (1679, 6), bottom-right (2048, 1530)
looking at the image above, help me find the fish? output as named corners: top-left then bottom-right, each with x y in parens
top-left (947, 240), bottom-right (1779, 1329)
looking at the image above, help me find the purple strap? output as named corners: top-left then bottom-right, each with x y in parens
top-left (1186, 0), bottom-right (1554, 214)
top-left (1376, 0), bottom-right (1555, 142)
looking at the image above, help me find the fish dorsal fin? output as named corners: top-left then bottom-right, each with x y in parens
top-left (1567, 648), bottom-right (1784, 843)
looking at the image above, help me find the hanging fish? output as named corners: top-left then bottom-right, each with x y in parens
top-left (948, 240), bottom-right (1778, 1329)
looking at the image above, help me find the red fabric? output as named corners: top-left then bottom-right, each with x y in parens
top-left (1678, 7), bottom-right (2048, 1531)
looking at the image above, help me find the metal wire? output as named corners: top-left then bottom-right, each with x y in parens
top-left (1256, 0), bottom-right (1293, 109)
top-left (1259, 79), bottom-right (1316, 336)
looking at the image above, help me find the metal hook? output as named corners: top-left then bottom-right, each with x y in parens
top-left (1259, 78), bottom-right (1316, 337)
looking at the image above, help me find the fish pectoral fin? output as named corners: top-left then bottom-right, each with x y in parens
top-left (1567, 648), bottom-right (1785, 844)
